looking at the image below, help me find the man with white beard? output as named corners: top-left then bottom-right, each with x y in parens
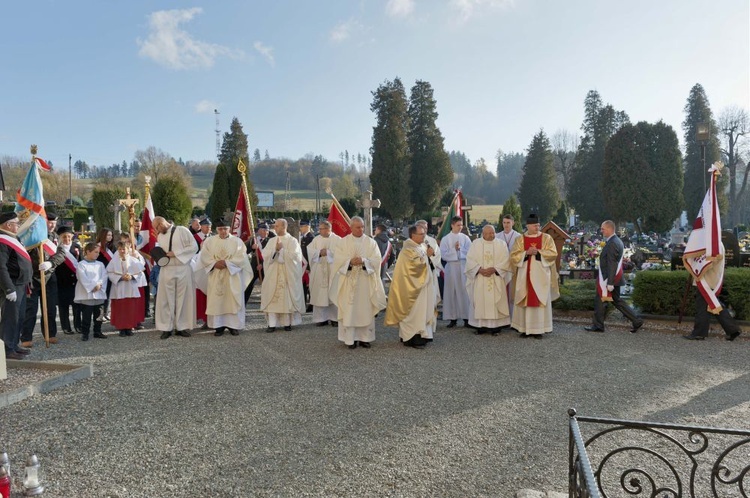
top-left (466, 225), bottom-right (512, 335)
top-left (329, 216), bottom-right (386, 349)
top-left (308, 220), bottom-right (341, 327)
top-left (438, 216), bottom-right (472, 328)
top-left (260, 218), bottom-right (305, 332)
top-left (198, 218), bottom-right (253, 336)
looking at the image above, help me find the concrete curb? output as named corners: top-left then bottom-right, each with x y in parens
top-left (0, 360), bottom-right (93, 409)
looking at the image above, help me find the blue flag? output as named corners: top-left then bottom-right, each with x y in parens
top-left (15, 159), bottom-right (49, 248)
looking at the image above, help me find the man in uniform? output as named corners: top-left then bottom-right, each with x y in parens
top-left (198, 218), bottom-right (253, 336)
top-left (466, 225), bottom-right (512, 335)
top-left (153, 216), bottom-right (198, 339)
top-left (509, 213), bottom-right (559, 338)
top-left (260, 219), bottom-right (305, 332)
top-left (385, 224), bottom-right (436, 348)
top-left (55, 225), bottom-right (82, 335)
top-left (245, 222), bottom-right (275, 304)
top-left (0, 212), bottom-right (33, 359)
top-left (329, 216), bottom-right (387, 349)
top-left (299, 220), bottom-right (315, 312)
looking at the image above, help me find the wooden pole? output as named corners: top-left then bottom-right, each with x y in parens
top-left (37, 243), bottom-right (51, 348)
top-left (326, 189), bottom-right (352, 224)
top-left (238, 159), bottom-right (262, 282)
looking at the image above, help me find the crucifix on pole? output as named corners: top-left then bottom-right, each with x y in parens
top-left (118, 187), bottom-right (139, 241)
top-left (356, 190), bottom-right (381, 236)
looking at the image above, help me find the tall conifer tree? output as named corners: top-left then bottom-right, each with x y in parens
top-left (208, 163), bottom-right (231, 219)
top-left (407, 80), bottom-right (452, 214)
top-left (518, 130), bottom-right (560, 222)
top-left (217, 117), bottom-right (257, 210)
top-left (369, 78), bottom-right (412, 220)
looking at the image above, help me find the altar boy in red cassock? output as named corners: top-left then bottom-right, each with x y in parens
top-left (107, 241), bottom-right (145, 337)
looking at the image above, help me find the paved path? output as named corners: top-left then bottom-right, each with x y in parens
top-left (2, 304), bottom-right (748, 497)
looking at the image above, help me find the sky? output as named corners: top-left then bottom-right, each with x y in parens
top-left (1, 0), bottom-right (748, 171)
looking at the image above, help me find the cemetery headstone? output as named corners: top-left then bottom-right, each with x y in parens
top-left (722, 230), bottom-right (740, 267)
top-left (541, 221), bottom-right (570, 272)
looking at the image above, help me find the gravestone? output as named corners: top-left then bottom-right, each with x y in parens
top-left (285, 217), bottom-right (300, 239)
top-left (671, 251), bottom-right (685, 271)
top-left (741, 253), bottom-right (750, 269)
top-left (722, 230), bottom-right (740, 267)
top-left (541, 221), bottom-right (570, 272)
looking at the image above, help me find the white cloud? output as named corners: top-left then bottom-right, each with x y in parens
top-left (137, 8), bottom-right (243, 70)
top-left (195, 100), bottom-right (218, 114)
top-left (386, 0), bottom-right (415, 18)
top-left (450, 0), bottom-right (516, 22)
top-left (253, 41), bottom-right (275, 67)
top-left (329, 18), bottom-right (366, 43)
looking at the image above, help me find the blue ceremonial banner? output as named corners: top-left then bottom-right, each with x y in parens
top-left (15, 159), bottom-right (49, 248)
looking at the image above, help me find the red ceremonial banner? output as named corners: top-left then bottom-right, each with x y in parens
top-left (328, 203), bottom-right (352, 238)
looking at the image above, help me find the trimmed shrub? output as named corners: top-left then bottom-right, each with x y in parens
top-left (632, 268), bottom-right (750, 320)
top-left (553, 279), bottom-right (597, 311)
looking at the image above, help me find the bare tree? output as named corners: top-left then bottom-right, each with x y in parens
top-left (718, 106), bottom-right (749, 226)
top-left (551, 129), bottom-right (579, 200)
top-left (133, 146), bottom-right (179, 185)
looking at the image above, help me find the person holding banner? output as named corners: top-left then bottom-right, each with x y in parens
top-left (55, 225), bottom-right (82, 335)
top-left (584, 220), bottom-right (643, 334)
top-left (21, 212), bottom-right (66, 346)
top-left (0, 212), bottom-right (34, 359)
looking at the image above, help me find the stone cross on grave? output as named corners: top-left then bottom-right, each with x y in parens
top-left (356, 190), bottom-right (381, 236)
top-left (577, 235), bottom-right (588, 257)
top-left (109, 202), bottom-right (125, 233)
top-left (118, 188), bottom-right (139, 240)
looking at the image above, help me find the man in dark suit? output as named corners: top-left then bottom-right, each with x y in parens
top-left (54, 225), bottom-right (82, 334)
top-left (584, 220), bottom-right (644, 333)
top-left (245, 222), bottom-right (276, 304)
top-left (299, 220), bottom-right (314, 312)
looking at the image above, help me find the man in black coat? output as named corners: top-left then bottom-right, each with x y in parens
top-left (585, 220), bottom-right (644, 333)
top-left (54, 225), bottom-right (82, 334)
top-left (244, 222), bottom-right (276, 304)
top-left (0, 212), bottom-right (34, 359)
top-left (21, 212), bottom-right (67, 346)
top-left (299, 220), bottom-right (314, 312)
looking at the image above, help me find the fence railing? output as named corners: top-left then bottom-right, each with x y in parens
top-left (568, 408), bottom-right (750, 497)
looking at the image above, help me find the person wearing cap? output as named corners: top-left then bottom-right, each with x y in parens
top-left (21, 211), bottom-right (66, 346)
top-left (244, 222), bottom-right (275, 304)
top-left (0, 212), bottom-right (34, 359)
top-left (55, 225), bottom-right (82, 335)
top-left (439, 216), bottom-right (472, 328)
top-left (260, 219), bottom-right (305, 332)
top-left (152, 216), bottom-right (199, 339)
top-left (509, 213), bottom-right (559, 338)
top-left (195, 218), bottom-right (212, 248)
top-left (197, 218), bottom-right (253, 336)
top-left (307, 220), bottom-right (341, 326)
top-left (299, 220), bottom-right (314, 312)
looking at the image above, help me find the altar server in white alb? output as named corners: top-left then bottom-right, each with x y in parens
top-left (439, 216), bottom-right (472, 328)
top-left (260, 218), bottom-right (306, 332)
top-left (153, 216), bottom-right (199, 339)
top-left (465, 225), bottom-right (512, 335)
top-left (329, 216), bottom-right (387, 349)
top-left (107, 241), bottom-right (145, 337)
top-left (198, 218), bottom-right (253, 336)
top-left (307, 220), bottom-right (341, 327)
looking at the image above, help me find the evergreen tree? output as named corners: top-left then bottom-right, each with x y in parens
top-left (153, 177), bottom-right (193, 226)
top-left (253, 148), bottom-right (262, 162)
top-left (208, 163), bottom-right (231, 219)
top-left (501, 194), bottom-right (523, 232)
top-left (369, 77), bottom-right (412, 220)
top-left (683, 83), bottom-right (723, 223)
top-left (518, 130), bottom-right (560, 223)
top-left (495, 151), bottom-right (525, 203)
top-left (407, 80), bottom-right (453, 214)
top-left (264, 150), bottom-right (270, 160)
top-left (603, 121), bottom-right (683, 232)
top-left (217, 117), bottom-right (258, 210)
top-left (568, 90), bottom-right (629, 222)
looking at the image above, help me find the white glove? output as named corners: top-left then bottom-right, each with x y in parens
top-left (6, 291), bottom-right (17, 302)
top-left (607, 285), bottom-right (614, 292)
top-left (39, 261), bottom-right (53, 272)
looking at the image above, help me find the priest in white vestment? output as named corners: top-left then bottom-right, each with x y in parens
top-left (198, 219), bottom-right (253, 336)
top-left (385, 225), bottom-right (436, 348)
top-left (153, 217), bottom-right (199, 339)
top-left (509, 213), bottom-right (560, 338)
top-left (416, 220), bottom-right (443, 307)
top-left (438, 216), bottom-right (472, 328)
top-left (260, 218), bottom-right (305, 331)
top-left (329, 216), bottom-right (387, 349)
top-left (308, 220), bottom-right (341, 327)
top-left (466, 225), bottom-right (512, 335)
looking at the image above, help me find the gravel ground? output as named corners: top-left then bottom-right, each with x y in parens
top-left (1, 299), bottom-right (748, 497)
top-left (0, 367), bottom-right (57, 394)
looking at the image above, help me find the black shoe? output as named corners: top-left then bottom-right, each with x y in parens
top-left (160, 331), bottom-right (172, 340)
top-left (359, 341), bottom-right (371, 349)
top-left (330, 321), bottom-right (338, 327)
top-left (306, 305), bottom-right (313, 313)
top-left (726, 331), bottom-right (741, 341)
top-left (81, 335), bottom-right (89, 342)
top-left (531, 334), bottom-right (544, 339)
top-left (284, 326), bottom-right (292, 331)
top-left (176, 330), bottom-right (191, 337)
top-left (491, 328), bottom-right (501, 336)
top-left (266, 327), bottom-right (276, 333)
top-left (63, 329), bottom-right (75, 335)
top-left (446, 320), bottom-right (457, 328)
top-left (93, 332), bottom-right (107, 339)
top-left (683, 334), bottom-right (706, 341)
top-left (126, 329), bottom-right (134, 336)
top-left (463, 319), bottom-right (471, 327)
top-left (119, 330), bottom-right (128, 337)
top-left (6, 352), bottom-right (25, 360)
top-left (16, 347), bottom-right (31, 354)
top-left (316, 321), bottom-right (329, 327)
top-left (135, 324), bottom-right (145, 330)
top-left (630, 321), bottom-right (644, 333)
top-left (201, 323), bottom-right (210, 330)
top-left (519, 333), bottom-right (529, 338)
top-left (584, 326), bottom-right (605, 332)
top-left (214, 328), bottom-right (225, 337)
top-left (229, 328), bottom-right (240, 336)
top-left (348, 343), bottom-right (357, 349)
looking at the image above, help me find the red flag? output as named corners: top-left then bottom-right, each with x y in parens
top-left (328, 202), bottom-right (351, 238)
top-left (34, 157), bottom-right (52, 172)
top-left (139, 191), bottom-right (156, 255)
top-left (232, 188), bottom-right (252, 242)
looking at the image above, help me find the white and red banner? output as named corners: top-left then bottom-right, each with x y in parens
top-left (139, 191), bottom-right (156, 260)
top-left (683, 162), bottom-right (724, 314)
top-left (232, 188), bottom-right (253, 242)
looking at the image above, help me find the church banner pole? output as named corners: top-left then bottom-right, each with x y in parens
top-left (30, 147), bottom-right (51, 348)
top-left (238, 158), bottom-right (261, 283)
top-left (325, 189), bottom-right (352, 224)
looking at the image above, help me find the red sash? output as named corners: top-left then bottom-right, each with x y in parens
top-left (597, 250), bottom-right (623, 303)
top-left (62, 248), bottom-right (78, 273)
top-left (0, 234), bottom-right (32, 262)
top-left (100, 247), bottom-right (114, 262)
top-left (524, 235), bottom-right (541, 307)
top-left (381, 240), bottom-right (392, 268)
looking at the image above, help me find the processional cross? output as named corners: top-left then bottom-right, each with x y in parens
top-left (119, 187), bottom-right (139, 241)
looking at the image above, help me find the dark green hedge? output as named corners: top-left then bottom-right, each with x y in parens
top-left (632, 268), bottom-right (750, 320)
top-left (553, 280), bottom-right (597, 311)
